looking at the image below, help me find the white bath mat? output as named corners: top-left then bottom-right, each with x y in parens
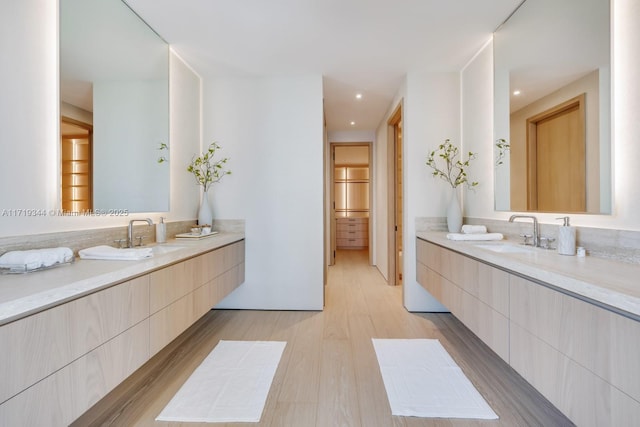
top-left (372, 338), bottom-right (498, 419)
top-left (156, 340), bottom-right (286, 423)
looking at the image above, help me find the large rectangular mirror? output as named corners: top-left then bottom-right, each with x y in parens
top-left (493, 0), bottom-right (611, 214)
top-left (60, 0), bottom-right (169, 213)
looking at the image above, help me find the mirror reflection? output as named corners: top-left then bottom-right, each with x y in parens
top-left (493, 0), bottom-right (611, 214)
top-left (60, 0), bottom-right (169, 213)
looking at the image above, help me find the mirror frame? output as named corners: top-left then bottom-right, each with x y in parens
top-left (59, 0), bottom-right (170, 214)
top-left (493, 0), bottom-right (612, 214)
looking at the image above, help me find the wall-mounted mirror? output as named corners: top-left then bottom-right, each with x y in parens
top-left (60, 0), bottom-right (169, 213)
top-left (493, 0), bottom-right (611, 214)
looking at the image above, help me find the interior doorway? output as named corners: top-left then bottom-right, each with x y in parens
top-left (329, 143), bottom-right (372, 266)
top-left (387, 104), bottom-right (403, 286)
top-left (60, 117), bottom-right (93, 212)
top-left (525, 94), bottom-right (586, 212)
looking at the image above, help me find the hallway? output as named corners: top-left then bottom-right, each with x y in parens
top-left (75, 250), bottom-right (572, 426)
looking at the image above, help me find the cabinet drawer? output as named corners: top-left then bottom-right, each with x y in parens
top-left (510, 275), bottom-right (640, 403)
top-left (0, 275), bottom-right (149, 403)
top-left (149, 261), bottom-right (189, 314)
top-left (337, 223), bottom-right (368, 232)
top-left (0, 320), bottom-right (149, 426)
top-left (337, 238), bottom-right (368, 248)
top-left (336, 230), bottom-right (368, 239)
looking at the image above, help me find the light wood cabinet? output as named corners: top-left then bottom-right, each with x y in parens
top-left (510, 275), bottom-right (640, 425)
top-left (416, 236), bottom-right (640, 425)
top-left (416, 239), bottom-right (509, 362)
top-left (0, 320), bottom-right (149, 426)
top-left (0, 239), bottom-right (245, 425)
top-left (149, 240), bottom-right (245, 356)
top-left (336, 217), bottom-right (369, 249)
top-left (0, 275), bottom-right (149, 404)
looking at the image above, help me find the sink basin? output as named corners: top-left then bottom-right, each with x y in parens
top-left (150, 244), bottom-right (184, 255)
top-left (472, 243), bottom-right (534, 254)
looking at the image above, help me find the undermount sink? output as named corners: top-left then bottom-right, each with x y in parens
top-left (472, 243), bottom-right (535, 254)
top-left (150, 244), bottom-right (184, 255)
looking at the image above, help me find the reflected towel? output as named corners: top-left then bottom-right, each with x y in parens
top-left (79, 245), bottom-right (153, 260)
top-left (461, 225), bottom-right (487, 234)
top-left (447, 233), bottom-right (503, 241)
top-left (0, 247), bottom-right (73, 271)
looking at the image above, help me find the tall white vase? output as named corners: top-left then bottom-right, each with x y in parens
top-left (198, 189), bottom-right (213, 226)
top-left (447, 188), bottom-right (463, 233)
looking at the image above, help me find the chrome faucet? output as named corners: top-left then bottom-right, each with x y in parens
top-left (509, 214), bottom-right (539, 247)
top-left (128, 218), bottom-right (153, 248)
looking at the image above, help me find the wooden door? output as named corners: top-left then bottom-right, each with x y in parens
top-left (526, 95), bottom-right (586, 212)
top-left (387, 104), bottom-right (403, 286)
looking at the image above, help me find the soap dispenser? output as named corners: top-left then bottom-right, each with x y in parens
top-left (556, 216), bottom-right (576, 256)
top-left (156, 217), bottom-right (167, 243)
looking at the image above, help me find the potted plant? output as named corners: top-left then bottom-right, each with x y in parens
top-left (187, 142), bottom-right (231, 225)
top-left (426, 139), bottom-right (478, 232)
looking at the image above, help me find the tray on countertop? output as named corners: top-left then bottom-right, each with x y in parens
top-left (175, 231), bottom-right (219, 240)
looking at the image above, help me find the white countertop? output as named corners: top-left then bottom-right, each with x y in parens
top-left (417, 231), bottom-right (640, 320)
top-left (0, 233), bottom-right (244, 326)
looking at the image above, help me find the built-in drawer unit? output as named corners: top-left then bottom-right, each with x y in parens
top-left (336, 217), bottom-right (368, 249)
top-left (416, 236), bottom-right (640, 426)
top-left (0, 239), bottom-right (245, 425)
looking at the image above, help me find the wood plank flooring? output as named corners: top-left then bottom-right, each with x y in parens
top-left (73, 250), bottom-right (573, 427)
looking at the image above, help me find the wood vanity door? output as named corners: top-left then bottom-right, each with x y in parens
top-left (526, 95), bottom-right (586, 212)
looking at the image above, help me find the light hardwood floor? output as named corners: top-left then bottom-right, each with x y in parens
top-left (73, 250), bottom-right (573, 427)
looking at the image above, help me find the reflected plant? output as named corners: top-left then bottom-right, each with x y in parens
top-left (187, 142), bottom-right (231, 192)
top-left (157, 142), bottom-right (169, 164)
top-left (495, 138), bottom-right (510, 166)
top-left (426, 139), bottom-right (478, 189)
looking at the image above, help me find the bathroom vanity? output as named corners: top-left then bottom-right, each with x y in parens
top-left (416, 232), bottom-right (640, 426)
top-left (0, 233), bottom-right (244, 425)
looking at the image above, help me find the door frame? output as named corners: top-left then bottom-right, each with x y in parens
top-left (387, 103), bottom-right (402, 286)
top-left (329, 142), bottom-right (373, 266)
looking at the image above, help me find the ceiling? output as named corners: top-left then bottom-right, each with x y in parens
top-left (125, 0), bottom-right (522, 132)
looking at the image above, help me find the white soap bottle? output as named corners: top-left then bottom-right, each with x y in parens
top-left (156, 217), bottom-right (167, 243)
top-left (556, 216), bottom-right (576, 256)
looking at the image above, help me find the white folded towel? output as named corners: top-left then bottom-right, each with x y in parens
top-left (79, 245), bottom-right (153, 261)
top-left (0, 247), bottom-right (74, 271)
top-left (461, 225), bottom-right (487, 234)
top-left (446, 233), bottom-right (504, 241)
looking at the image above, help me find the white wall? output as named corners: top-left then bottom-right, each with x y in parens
top-left (203, 75), bottom-right (325, 310)
top-left (462, 0), bottom-right (640, 232)
top-left (0, 0), bottom-right (201, 237)
top-left (402, 72), bottom-right (459, 312)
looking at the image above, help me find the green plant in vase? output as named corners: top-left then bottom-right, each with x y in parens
top-left (426, 139), bottom-right (478, 232)
top-left (187, 142), bottom-right (231, 226)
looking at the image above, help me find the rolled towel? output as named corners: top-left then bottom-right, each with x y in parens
top-left (79, 245), bottom-right (153, 261)
top-left (447, 233), bottom-right (503, 241)
top-left (461, 225), bottom-right (487, 234)
top-left (0, 247), bottom-right (74, 271)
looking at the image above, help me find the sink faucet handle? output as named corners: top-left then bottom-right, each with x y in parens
top-left (539, 236), bottom-right (556, 249)
top-left (113, 239), bottom-right (126, 249)
top-left (136, 236), bottom-right (147, 247)
top-left (519, 233), bottom-right (533, 245)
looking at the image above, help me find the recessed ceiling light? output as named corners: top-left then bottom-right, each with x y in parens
top-left (350, 121), bottom-right (356, 126)
top-left (355, 93), bottom-right (363, 99)
top-left (513, 90), bottom-right (521, 96)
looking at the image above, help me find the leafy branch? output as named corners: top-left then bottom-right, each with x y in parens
top-left (495, 138), bottom-right (510, 166)
top-left (187, 142), bottom-right (231, 192)
top-left (157, 142), bottom-right (169, 164)
top-left (426, 139), bottom-right (478, 189)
